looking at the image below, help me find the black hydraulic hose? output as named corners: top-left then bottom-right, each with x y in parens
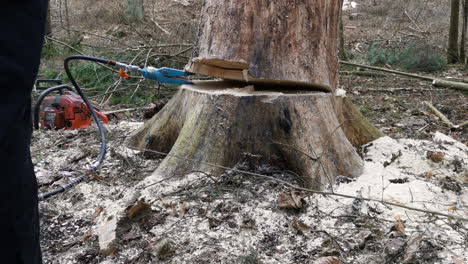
top-left (33, 84), bottom-right (75, 130)
top-left (38, 55), bottom-right (117, 201)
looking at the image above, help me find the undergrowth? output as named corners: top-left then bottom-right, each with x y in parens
top-left (38, 41), bottom-right (184, 106)
top-left (367, 43), bottom-right (447, 72)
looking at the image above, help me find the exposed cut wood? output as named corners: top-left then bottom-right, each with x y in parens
top-left (188, 61), bottom-right (332, 92)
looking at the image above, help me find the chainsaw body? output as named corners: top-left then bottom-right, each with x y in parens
top-left (39, 91), bottom-right (108, 129)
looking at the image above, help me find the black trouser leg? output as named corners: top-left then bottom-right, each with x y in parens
top-left (0, 1), bottom-right (48, 263)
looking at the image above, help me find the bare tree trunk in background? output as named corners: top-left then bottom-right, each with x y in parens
top-left (45, 0), bottom-right (52, 36)
top-left (129, 0), bottom-right (383, 191)
top-left (339, 0), bottom-right (348, 61)
top-left (460, 0), bottom-right (468, 63)
top-left (448, 0), bottom-right (460, 63)
top-left (123, 0), bottom-right (145, 22)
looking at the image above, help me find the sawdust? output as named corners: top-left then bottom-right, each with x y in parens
top-left (35, 115), bottom-right (467, 263)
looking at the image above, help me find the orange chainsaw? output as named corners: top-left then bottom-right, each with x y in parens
top-left (33, 82), bottom-right (109, 130)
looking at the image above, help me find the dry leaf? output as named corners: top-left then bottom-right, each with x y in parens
top-left (452, 256), bottom-right (466, 264)
top-left (278, 191), bottom-right (304, 209)
top-left (424, 171), bottom-right (433, 178)
top-left (313, 256), bottom-right (342, 264)
top-left (126, 200), bottom-right (151, 220)
top-left (80, 232), bottom-right (93, 243)
top-left (427, 151), bottom-right (444, 163)
top-left (292, 218), bottom-right (312, 234)
top-left (180, 203), bottom-right (187, 218)
top-left (391, 216), bottom-right (406, 233)
top-left (403, 235), bottom-right (424, 263)
top-left (448, 205), bottom-right (458, 212)
top-left (391, 222), bottom-right (406, 233)
top-left (91, 206), bottom-right (104, 223)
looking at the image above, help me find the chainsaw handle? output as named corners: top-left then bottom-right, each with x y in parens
top-left (33, 84), bottom-right (75, 130)
top-left (35, 79), bottom-right (63, 91)
top-left (94, 109), bottom-right (109, 124)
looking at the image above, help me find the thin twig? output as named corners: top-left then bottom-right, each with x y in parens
top-left (423, 101), bottom-right (456, 128)
top-left (127, 146), bottom-right (468, 222)
top-left (46, 37), bottom-right (86, 55)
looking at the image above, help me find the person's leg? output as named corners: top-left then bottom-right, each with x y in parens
top-left (0, 1), bottom-right (48, 263)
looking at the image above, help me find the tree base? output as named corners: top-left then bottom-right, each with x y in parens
top-left (128, 81), bottom-right (364, 189)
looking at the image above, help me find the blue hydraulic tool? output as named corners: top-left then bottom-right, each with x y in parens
top-left (115, 62), bottom-right (193, 85)
top-left (140, 67), bottom-right (193, 85)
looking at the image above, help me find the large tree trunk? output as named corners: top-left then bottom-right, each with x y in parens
top-left (45, 0), bottom-right (52, 36)
top-left (185, 1), bottom-right (341, 92)
top-left (339, 0), bottom-right (349, 61)
top-left (448, 0), bottom-right (461, 63)
top-left (461, 0), bottom-right (468, 63)
top-left (129, 0), bottom-right (382, 190)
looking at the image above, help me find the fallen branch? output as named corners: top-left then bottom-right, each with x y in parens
top-left (423, 101), bottom-right (456, 128)
top-left (454, 120), bottom-right (468, 129)
top-left (365, 88), bottom-right (439, 92)
top-left (340, 61), bottom-right (468, 92)
top-left (340, 70), bottom-right (387, 78)
top-left (103, 104), bottom-right (157, 115)
top-left (432, 79), bottom-right (468, 92)
top-left (339, 61), bottom-right (434, 81)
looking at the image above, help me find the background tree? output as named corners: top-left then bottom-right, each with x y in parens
top-left (460, 0), bottom-right (468, 63)
top-left (448, 0), bottom-right (461, 63)
top-left (45, 0), bottom-right (52, 36)
top-left (339, 0), bottom-right (349, 61)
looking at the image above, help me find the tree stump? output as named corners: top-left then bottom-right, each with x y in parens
top-left (128, 0), bottom-right (382, 189)
top-left (129, 81), bottom-right (364, 188)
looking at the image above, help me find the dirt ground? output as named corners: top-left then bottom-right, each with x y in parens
top-left (36, 0), bottom-right (467, 263)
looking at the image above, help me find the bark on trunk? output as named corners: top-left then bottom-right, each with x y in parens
top-left (336, 97), bottom-right (385, 147)
top-left (461, 0), bottom-right (468, 63)
top-left (186, 0), bottom-right (342, 93)
top-left (339, 0), bottom-right (348, 61)
top-left (448, 0), bottom-right (460, 63)
top-left (128, 81), bottom-right (363, 189)
top-left (45, 0), bottom-right (52, 36)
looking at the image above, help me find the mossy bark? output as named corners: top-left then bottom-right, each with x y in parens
top-left (336, 97), bottom-right (384, 147)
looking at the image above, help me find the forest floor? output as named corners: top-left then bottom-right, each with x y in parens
top-left (35, 72), bottom-right (467, 264)
top-left (36, 0), bottom-right (467, 263)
